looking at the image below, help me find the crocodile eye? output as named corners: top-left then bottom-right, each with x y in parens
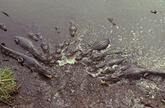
top-left (14, 39), bottom-right (19, 44)
top-left (1, 43), bottom-right (6, 46)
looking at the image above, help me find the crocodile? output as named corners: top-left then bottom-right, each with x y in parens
top-left (1, 11), bottom-right (9, 17)
top-left (0, 23), bottom-right (7, 31)
top-left (28, 32), bottom-right (39, 41)
top-left (0, 43), bottom-right (53, 79)
top-left (101, 65), bottom-right (165, 84)
top-left (69, 21), bottom-right (77, 37)
top-left (14, 36), bottom-right (50, 63)
top-left (92, 39), bottom-right (110, 51)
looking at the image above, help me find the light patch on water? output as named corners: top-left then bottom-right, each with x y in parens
top-left (100, 44), bottom-right (111, 53)
top-left (112, 65), bottom-right (118, 69)
top-left (136, 80), bottom-right (160, 99)
top-left (116, 26), bottom-right (119, 29)
top-left (118, 35), bottom-right (123, 41)
top-left (139, 26), bottom-right (143, 29)
top-left (139, 80), bottom-right (158, 90)
top-left (76, 26), bottom-right (89, 41)
top-left (140, 30), bottom-right (143, 34)
top-left (57, 48), bottom-right (78, 66)
top-left (57, 56), bottom-right (76, 66)
top-left (98, 67), bottom-right (109, 79)
top-left (87, 65), bottom-right (117, 78)
top-left (57, 28), bottom-right (89, 67)
top-left (87, 68), bottom-right (103, 78)
top-left (138, 80), bottom-right (159, 93)
top-left (57, 37), bottom-right (83, 66)
top-left (110, 30), bottom-right (113, 34)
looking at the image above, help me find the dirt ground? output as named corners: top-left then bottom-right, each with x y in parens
top-left (1, 51), bottom-right (165, 108)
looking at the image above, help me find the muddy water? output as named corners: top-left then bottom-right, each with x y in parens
top-left (1, 0), bottom-right (165, 69)
top-left (1, 0), bottom-right (165, 107)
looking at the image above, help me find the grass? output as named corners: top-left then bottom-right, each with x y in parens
top-left (0, 68), bottom-right (19, 105)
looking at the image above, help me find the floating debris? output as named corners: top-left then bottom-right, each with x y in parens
top-left (57, 55), bottom-right (76, 66)
top-left (150, 10), bottom-right (157, 14)
top-left (55, 26), bottom-right (59, 30)
top-left (55, 26), bottom-right (60, 34)
top-left (1, 11), bottom-right (9, 17)
top-left (107, 18), bottom-right (116, 26)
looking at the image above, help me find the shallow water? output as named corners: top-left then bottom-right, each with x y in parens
top-left (1, 0), bottom-right (165, 70)
top-left (1, 0), bottom-right (165, 41)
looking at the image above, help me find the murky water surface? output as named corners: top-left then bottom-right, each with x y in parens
top-left (1, 0), bottom-right (165, 69)
top-left (1, 0), bottom-right (165, 107)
